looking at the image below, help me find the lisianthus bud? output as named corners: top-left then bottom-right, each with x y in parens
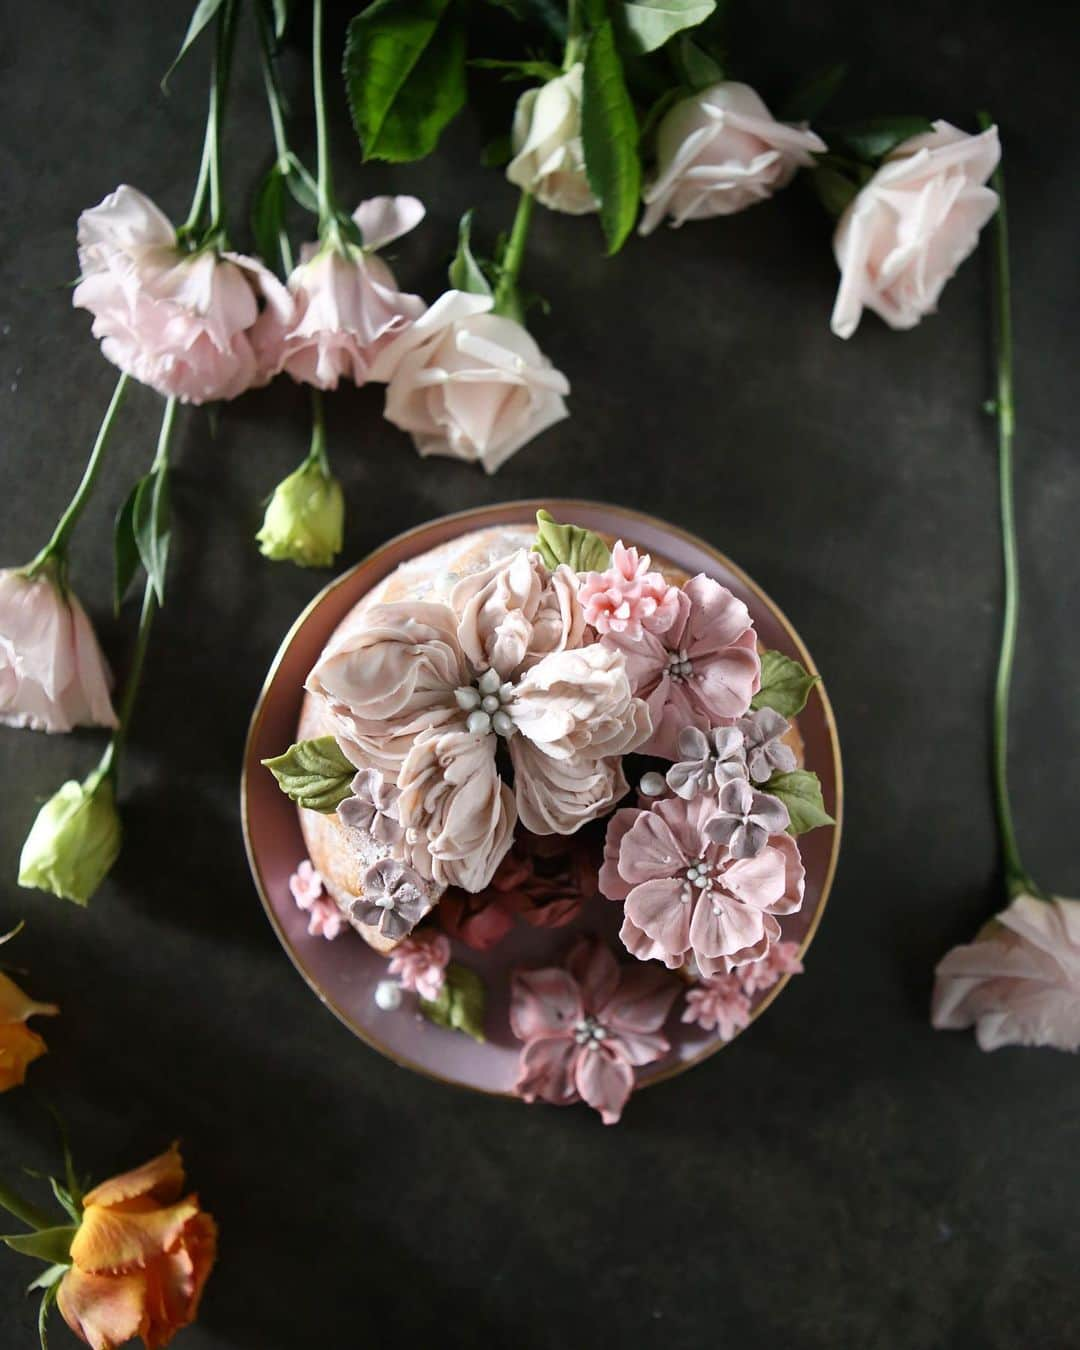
top-left (18, 771), bottom-right (122, 905)
top-left (256, 459), bottom-right (345, 568)
top-left (506, 64), bottom-right (597, 215)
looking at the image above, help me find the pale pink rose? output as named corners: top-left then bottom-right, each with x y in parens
top-left (261, 197), bottom-right (426, 390)
top-left (603, 573), bottom-right (760, 759)
top-left (510, 936), bottom-right (681, 1124)
top-left (830, 121), bottom-right (1000, 339)
top-left (640, 82), bottom-right (825, 235)
top-left (681, 974), bottom-right (751, 1037)
top-left (0, 569), bottom-right (116, 733)
top-left (578, 540), bottom-right (681, 640)
top-left (388, 932), bottom-right (452, 1001)
top-left (369, 291), bottom-right (570, 474)
top-left (73, 185), bottom-right (292, 403)
top-left (931, 894), bottom-right (1080, 1052)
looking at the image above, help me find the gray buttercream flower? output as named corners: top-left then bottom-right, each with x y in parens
top-left (704, 778), bottom-right (789, 859)
top-left (666, 725), bottom-right (747, 800)
top-left (355, 858), bottom-right (431, 940)
top-left (737, 708), bottom-right (797, 784)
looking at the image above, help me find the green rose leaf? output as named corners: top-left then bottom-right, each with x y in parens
top-left (533, 510), bottom-right (611, 573)
top-left (2, 1227), bottom-right (77, 1265)
top-left (27, 1262), bottom-right (68, 1294)
top-left (766, 770), bottom-right (834, 836)
top-left (343, 0), bottom-right (467, 163)
top-left (778, 62), bottom-right (846, 123)
top-left (420, 963), bottom-right (486, 1041)
top-left (810, 163), bottom-right (860, 219)
top-left (751, 650), bottom-right (820, 718)
top-left (671, 34), bottom-right (724, 89)
top-left (621, 0), bottom-right (716, 55)
top-left (582, 18), bottom-right (641, 254)
top-left (447, 211), bottom-right (493, 298)
top-left (828, 115), bottom-right (934, 166)
top-left (262, 737), bottom-right (355, 812)
top-left (38, 1278), bottom-right (59, 1350)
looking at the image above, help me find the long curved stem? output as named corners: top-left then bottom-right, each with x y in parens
top-left (256, 2), bottom-right (296, 273)
top-left (312, 0), bottom-right (334, 234)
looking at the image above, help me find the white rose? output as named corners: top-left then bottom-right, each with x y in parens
top-left (830, 121), bottom-right (1000, 338)
top-left (506, 64), bottom-right (597, 215)
top-left (370, 291), bottom-right (570, 475)
top-left (640, 81), bottom-right (825, 234)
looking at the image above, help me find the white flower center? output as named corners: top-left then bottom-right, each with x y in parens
top-left (573, 1015), bottom-right (608, 1047)
top-left (666, 648), bottom-right (694, 681)
top-left (455, 667), bottom-right (516, 737)
top-left (681, 854), bottom-right (716, 903)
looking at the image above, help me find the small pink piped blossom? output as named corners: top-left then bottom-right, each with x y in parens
top-left (288, 859), bottom-right (324, 910)
top-left (388, 932), bottom-right (452, 1001)
top-left (578, 541), bottom-right (681, 641)
top-left (681, 975), bottom-right (750, 1038)
top-left (288, 859), bottom-right (344, 940)
top-left (510, 935), bottom-right (681, 1124)
top-left (738, 940), bottom-right (804, 996)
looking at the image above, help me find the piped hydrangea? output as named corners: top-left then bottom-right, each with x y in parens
top-left (356, 858), bottom-right (431, 940)
top-left (578, 541), bottom-right (681, 640)
top-left (704, 779), bottom-right (790, 860)
top-left (738, 707), bottom-right (797, 783)
top-left (666, 725), bottom-right (747, 799)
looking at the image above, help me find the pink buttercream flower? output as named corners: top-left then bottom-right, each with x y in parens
top-left (0, 568), bottom-right (117, 733)
top-left (308, 549), bottom-right (650, 892)
top-left (681, 974), bottom-right (751, 1037)
top-left (288, 859), bottom-right (344, 940)
top-left (388, 932), bottom-right (451, 1001)
top-left (931, 893), bottom-right (1080, 1052)
top-left (578, 540), bottom-right (681, 641)
top-left (510, 936), bottom-right (681, 1124)
top-left (258, 197), bottom-right (427, 390)
top-left (601, 794), bottom-right (804, 976)
top-left (288, 859), bottom-right (324, 909)
top-left (73, 185), bottom-right (292, 403)
top-left (602, 574), bottom-right (760, 759)
top-left (738, 939), bottom-right (804, 995)
top-left (306, 895), bottom-right (344, 940)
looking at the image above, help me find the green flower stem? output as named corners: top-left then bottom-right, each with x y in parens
top-left (982, 114), bottom-right (1033, 901)
top-left (564, 0), bottom-right (585, 70)
top-left (312, 0), bottom-right (335, 235)
top-left (492, 191), bottom-right (535, 320)
top-left (306, 389), bottom-right (330, 474)
top-left (183, 106), bottom-right (215, 235)
top-left (26, 374), bottom-right (129, 579)
top-left (255, 0), bottom-right (295, 272)
top-left (0, 1178), bottom-right (56, 1233)
top-left (182, 0), bottom-right (239, 238)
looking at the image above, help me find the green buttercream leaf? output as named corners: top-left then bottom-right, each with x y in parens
top-left (533, 510), bottom-right (611, 573)
top-left (2, 1227), bottom-right (77, 1265)
top-left (751, 650), bottom-right (820, 718)
top-left (262, 737), bottom-right (355, 812)
top-left (766, 770), bottom-right (834, 836)
top-left (420, 962), bottom-right (486, 1041)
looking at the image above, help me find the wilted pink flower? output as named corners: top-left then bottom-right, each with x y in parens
top-left (73, 186), bottom-right (292, 404)
top-left (931, 893), bottom-right (1080, 1052)
top-left (388, 932), bottom-right (451, 1001)
top-left (578, 540), bottom-right (681, 640)
top-left (511, 936), bottom-right (681, 1124)
top-left (738, 939), bottom-right (803, 995)
top-left (602, 573), bottom-right (760, 759)
top-left (0, 568), bottom-right (117, 733)
top-left (262, 197), bottom-right (427, 390)
top-left (681, 974), bottom-right (751, 1037)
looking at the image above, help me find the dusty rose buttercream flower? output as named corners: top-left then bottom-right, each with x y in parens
top-left (369, 291), bottom-right (570, 473)
top-left (288, 858), bottom-right (344, 939)
top-left (260, 196), bottom-right (426, 390)
top-left (388, 932), bottom-right (451, 1001)
top-left (602, 573), bottom-right (760, 759)
top-left (308, 549), bottom-right (649, 892)
top-left (738, 939), bottom-right (803, 995)
top-left (510, 935), bottom-right (680, 1124)
top-left (0, 971), bottom-right (58, 1093)
top-left (73, 184), bottom-right (291, 403)
top-left (0, 568), bottom-right (117, 733)
top-left (578, 540), bottom-right (680, 640)
top-left (931, 893), bottom-right (1080, 1052)
top-left (640, 82), bottom-right (825, 235)
top-left (601, 793), bottom-right (804, 976)
top-left (830, 121), bottom-right (1000, 339)
top-left (57, 1143), bottom-right (217, 1350)
top-left (681, 974), bottom-right (751, 1037)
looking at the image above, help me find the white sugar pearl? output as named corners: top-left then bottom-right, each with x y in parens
top-left (467, 709), bottom-right (492, 735)
top-left (481, 694), bottom-right (500, 714)
top-left (640, 771), bottom-right (666, 797)
top-left (491, 710), bottom-right (514, 737)
top-left (375, 980), bottom-right (402, 1011)
top-left (455, 686), bottom-right (481, 710)
top-left (478, 668), bottom-right (501, 694)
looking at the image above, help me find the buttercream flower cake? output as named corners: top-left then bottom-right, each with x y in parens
top-left (265, 511), bottom-right (834, 1122)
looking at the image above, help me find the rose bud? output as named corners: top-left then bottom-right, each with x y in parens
top-left (0, 971), bottom-right (58, 1093)
top-left (256, 458), bottom-right (345, 569)
top-left (506, 64), bottom-right (597, 215)
top-left (56, 1143), bottom-right (217, 1350)
top-left (830, 121), bottom-right (1000, 338)
top-left (18, 768), bottom-right (122, 905)
top-left (0, 565), bottom-right (117, 734)
top-left (640, 82), bottom-right (825, 234)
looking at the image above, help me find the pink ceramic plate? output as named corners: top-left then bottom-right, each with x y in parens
top-left (242, 501), bottom-right (843, 1098)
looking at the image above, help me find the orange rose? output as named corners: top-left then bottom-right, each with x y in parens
top-left (57, 1144), bottom-right (217, 1350)
top-left (0, 970), bottom-right (57, 1092)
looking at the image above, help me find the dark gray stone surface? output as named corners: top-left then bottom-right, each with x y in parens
top-left (1, 2), bottom-right (1078, 1347)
